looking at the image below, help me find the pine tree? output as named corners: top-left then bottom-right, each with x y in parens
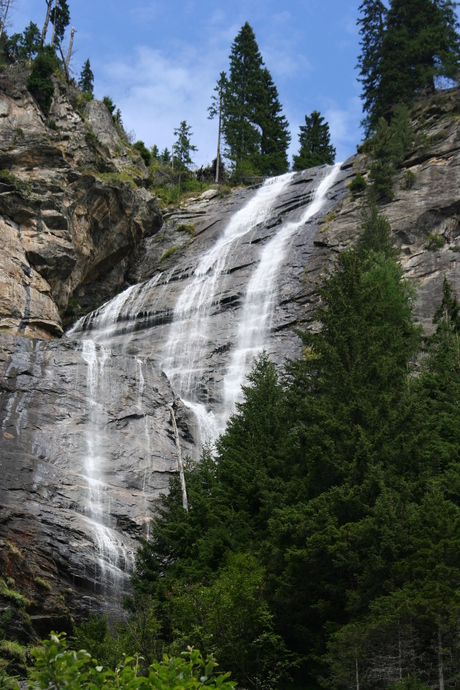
top-left (357, 0), bottom-right (388, 134)
top-left (19, 21), bottom-right (40, 61)
top-left (358, 0), bottom-right (460, 132)
top-left (221, 22), bottom-right (265, 176)
top-left (292, 110), bottom-right (336, 171)
top-left (78, 58), bottom-right (94, 94)
top-left (50, 0), bottom-right (69, 45)
top-left (172, 120), bottom-right (197, 191)
top-left (257, 68), bottom-right (291, 175)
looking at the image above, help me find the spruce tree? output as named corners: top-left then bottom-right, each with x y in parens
top-left (257, 68), bottom-right (291, 175)
top-left (221, 22), bottom-right (264, 176)
top-left (78, 58), bottom-right (94, 94)
top-left (50, 0), bottom-right (69, 44)
top-left (20, 21), bottom-right (40, 61)
top-left (357, 0), bottom-right (388, 134)
top-left (358, 0), bottom-right (460, 132)
top-left (292, 110), bottom-right (336, 171)
top-left (219, 22), bottom-right (290, 177)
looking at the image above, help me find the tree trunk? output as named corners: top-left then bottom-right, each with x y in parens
top-left (438, 628), bottom-right (445, 690)
top-left (215, 98), bottom-right (221, 184)
top-left (169, 406), bottom-right (188, 511)
top-left (355, 656), bottom-right (359, 690)
top-left (65, 27), bottom-right (75, 72)
top-left (0, 0), bottom-right (11, 41)
top-left (50, 0), bottom-right (57, 46)
top-left (41, 0), bottom-right (52, 46)
top-left (57, 41), bottom-right (68, 80)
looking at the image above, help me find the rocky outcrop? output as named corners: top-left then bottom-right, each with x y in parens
top-left (0, 65), bottom-right (162, 339)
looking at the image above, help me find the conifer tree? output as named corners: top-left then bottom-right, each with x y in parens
top-left (358, 0), bottom-right (460, 132)
top-left (221, 22), bottom-right (264, 176)
top-left (292, 110), bottom-right (335, 171)
top-left (357, 0), bottom-right (388, 134)
top-left (257, 68), bottom-right (291, 175)
top-left (78, 58), bottom-right (94, 94)
top-left (20, 21), bottom-right (40, 61)
top-left (172, 120), bottom-right (197, 190)
top-left (218, 22), bottom-right (290, 177)
top-left (50, 0), bottom-right (69, 45)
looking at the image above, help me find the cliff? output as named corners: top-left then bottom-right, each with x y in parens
top-left (2, 70), bottom-right (460, 641)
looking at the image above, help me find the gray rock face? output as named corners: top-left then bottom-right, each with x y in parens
top-left (0, 332), bottom-right (193, 621)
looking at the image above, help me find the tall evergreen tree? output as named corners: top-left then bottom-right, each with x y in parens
top-left (358, 0), bottom-right (460, 132)
top-left (292, 110), bottom-right (335, 171)
top-left (50, 0), bottom-right (69, 45)
top-left (19, 21), bottom-right (40, 61)
top-left (357, 0), bottom-right (388, 134)
top-left (78, 58), bottom-right (94, 94)
top-left (219, 22), bottom-right (290, 177)
top-left (257, 68), bottom-right (291, 175)
top-left (221, 22), bottom-right (264, 176)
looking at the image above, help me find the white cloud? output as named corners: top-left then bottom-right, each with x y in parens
top-left (98, 44), bottom-right (222, 166)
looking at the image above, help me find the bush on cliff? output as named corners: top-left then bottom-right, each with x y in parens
top-left (26, 47), bottom-right (58, 115)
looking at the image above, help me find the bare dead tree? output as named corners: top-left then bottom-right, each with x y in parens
top-left (0, 0), bottom-right (13, 41)
top-left (65, 26), bottom-right (75, 72)
top-left (41, 0), bottom-right (52, 46)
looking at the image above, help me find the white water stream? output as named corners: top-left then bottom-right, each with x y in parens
top-left (80, 339), bottom-right (135, 592)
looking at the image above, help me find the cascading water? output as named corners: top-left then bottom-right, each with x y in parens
top-left (80, 339), bottom-right (135, 593)
top-left (161, 172), bottom-right (294, 442)
top-left (221, 163), bottom-right (342, 430)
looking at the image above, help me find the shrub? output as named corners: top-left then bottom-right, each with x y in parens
top-left (26, 47), bottom-right (58, 115)
top-left (177, 223), bottom-right (195, 236)
top-left (29, 633), bottom-right (236, 690)
top-left (402, 169), bottom-right (416, 189)
top-left (160, 246), bottom-right (179, 262)
top-left (133, 140), bottom-right (151, 166)
top-left (425, 232), bottom-right (445, 251)
top-left (348, 173), bottom-right (367, 195)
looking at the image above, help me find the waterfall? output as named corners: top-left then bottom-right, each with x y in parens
top-left (221, 163), bottom-right (342, 429)
top-left (80, 340), bottom-right (135, 592)
top-left (161, 172), bottom-right (294, 443)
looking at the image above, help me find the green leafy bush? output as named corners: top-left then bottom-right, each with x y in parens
top-left (425, 232), bottom-right (445, 251)
top-left (26, 47), bottom-right (58, 115)
top-left (29, 633), bottom-right (235, 690)
top-left (348, 173), bottom-right (367, 195)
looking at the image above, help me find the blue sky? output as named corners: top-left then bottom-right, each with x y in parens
top-left (11, 0), bottom-right (366, 166)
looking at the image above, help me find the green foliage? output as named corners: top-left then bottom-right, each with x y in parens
top-left (133, 140), bottom-right (151, 166)
top-left (348, 172), bottom-right (368, 195)
top-left (292, 110), bottom-right (336, 171)
top-left (79, 58), bottom-right (94, 94)
top-left (366, 105), bottom-right (413, 200)
top-left (219, 22), bottom-right (290, 177)
top-left (177, 223), bottom-right (195, 236)
top-left (357, 0), bottom-right (460, 132)
top-left (26, 47), bottom-right (58, 115)
top-left (30, 633), bottom-right (235, 690)
top-left (160, 246), bottom-right (179, 262)
top-left (425, 231), bottom-right (445, 250)
top-left (19, 22), bottom-right (41, 61)
top-left (49, 0), bottom-right (70, 44)
top-left (402, 169), bottom-right (416, 189)
top-left (0, 579), bottom-right (29, 609)
top-left (103, 96), bottom-right (116, 115)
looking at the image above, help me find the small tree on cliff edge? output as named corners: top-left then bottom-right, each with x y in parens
top-left (78, 58), bottom-right (94, 94)
top-left (292, 110), bottom-right (336, 171)
top-left (172, 120), bottom-right (197, 191)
